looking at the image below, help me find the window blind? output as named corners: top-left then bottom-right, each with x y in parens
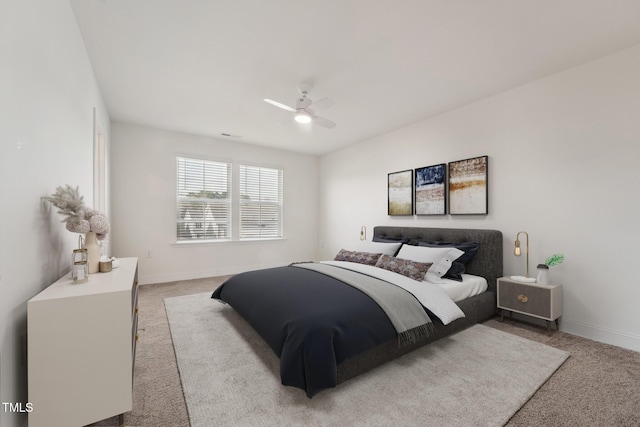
top-left (239, 165), bottom-right (283, 239)
top-left (176, 157), bottom-right (231, 241)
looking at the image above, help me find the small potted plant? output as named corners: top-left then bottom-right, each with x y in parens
top-left (537, 253), bottom-right (564, 285)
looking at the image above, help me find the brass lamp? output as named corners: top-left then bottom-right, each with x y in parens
top-left (514, 231), bottom-right (530, 277)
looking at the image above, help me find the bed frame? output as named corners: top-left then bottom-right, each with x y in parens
top-left (336, 226), bottom-right (503, 383)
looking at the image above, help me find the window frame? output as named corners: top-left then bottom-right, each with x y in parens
top-left (176, 156), bottom-right (232, 242)
top-left (175, 154), bottom-right (284, 244)
top-left (239, 164), bottom-right (284, 240)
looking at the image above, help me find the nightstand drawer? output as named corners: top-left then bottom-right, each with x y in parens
top-left (498, 281), bottom-right (550, 318)
top-left (497, 279), bottom-right (562, 321)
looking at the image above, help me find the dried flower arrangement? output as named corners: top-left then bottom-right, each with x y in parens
top-left (44, 185), bottom-right (110, 240)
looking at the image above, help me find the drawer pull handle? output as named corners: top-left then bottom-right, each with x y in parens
top-left (517, 294), bottom-right (529, 303)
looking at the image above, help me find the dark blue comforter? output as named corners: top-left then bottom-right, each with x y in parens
top-left (211, 265), bottom-right (398, 397)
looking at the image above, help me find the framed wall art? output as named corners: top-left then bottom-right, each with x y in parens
top-left (388, 170), bottom-right (413, 216)
top-left (448, 155), bottom-right (488, 215)
top-left (415, 163), bottom-right (447, 215)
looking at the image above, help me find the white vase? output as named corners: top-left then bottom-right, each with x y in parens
top-left (536, 264), bottom-right (550, 285)
top-left (83, 231), bottom-right (100, 274)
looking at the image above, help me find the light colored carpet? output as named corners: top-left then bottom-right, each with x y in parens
top-left (165, 292), bottom-right (569, 427)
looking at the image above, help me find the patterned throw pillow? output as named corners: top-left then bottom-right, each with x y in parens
top-left (375, 254), bottom-right (433, 281)
top-left (334, 249), bottom-right (382, 266)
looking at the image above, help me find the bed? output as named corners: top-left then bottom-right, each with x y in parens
top-left (211, 226), bottom-right (503, 397)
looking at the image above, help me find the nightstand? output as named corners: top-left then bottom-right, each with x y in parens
top-left (497, 276), bottom-right (563, 335)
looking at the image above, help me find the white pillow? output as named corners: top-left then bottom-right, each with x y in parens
top-left (355, 241), bottom-right (403, 257)
top-left (396, 245), bottom-right (464, 284)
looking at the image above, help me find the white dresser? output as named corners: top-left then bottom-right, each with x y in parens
top-left (28, 258), bottom-right (139, 427)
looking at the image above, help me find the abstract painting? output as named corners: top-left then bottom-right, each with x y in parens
top-left (448, 156), bottom-right (488, 215)
top-left (415, 164), bottom-right (446, 215)
top-left (388, 170), bottom-right (413, 215)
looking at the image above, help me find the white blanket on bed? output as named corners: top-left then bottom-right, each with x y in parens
top-left (320, 261), bottom-right (465, 325)
top-left (435, 274), bottom-right (488, 302)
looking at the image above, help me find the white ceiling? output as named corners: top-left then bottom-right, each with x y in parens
top-left (70, 0), bottom-right (640, 156)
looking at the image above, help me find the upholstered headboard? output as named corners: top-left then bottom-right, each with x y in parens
top-left (373, 226), bottom-right (503, 293)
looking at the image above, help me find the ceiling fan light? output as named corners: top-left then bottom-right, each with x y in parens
top-left (294, 110), bottom-right (312, 124)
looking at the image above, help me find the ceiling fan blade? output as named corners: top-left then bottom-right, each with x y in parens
top-left (313, 115), bottom-right (336, 129)
top-left (311, 97), bottom-right (334, 111)
top-left (264, 98), bottom-right (296, 112)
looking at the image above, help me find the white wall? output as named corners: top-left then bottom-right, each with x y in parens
top-left (0, 1), bottom-right (110, 425)
top-left (318, 44), bottom-right (640, 352)
top-left (110, 123), bottom-right (319, 284)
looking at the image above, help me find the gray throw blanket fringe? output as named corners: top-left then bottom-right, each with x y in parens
top-left (399, 323), bottom-right (437, 347)
top-left (291, 262), bottom-right (434, 347)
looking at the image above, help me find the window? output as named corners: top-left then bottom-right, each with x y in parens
top-left (176, 157), bottom-right (284, 242)
top-left (239, 165), bottom-right (283, 239)
top-left (176, 157), bottom-right (231, 241)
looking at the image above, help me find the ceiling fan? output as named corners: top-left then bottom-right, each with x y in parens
top-left (264, 85), bottom-right (336, 128)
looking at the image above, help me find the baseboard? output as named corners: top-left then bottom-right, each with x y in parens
top-left (561, 319), bottom-right (640, 353)
top-left (503, 312), bottom-right (640, 352)
top-left (138, 262), bottom-right (287, 285)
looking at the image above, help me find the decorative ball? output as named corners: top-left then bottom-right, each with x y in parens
top-left (65, 217), bottom-right (91, 234)
top-left (84, 208), bottom-right (99, 220)
top-left (89, 214), bottom-right (110, 234)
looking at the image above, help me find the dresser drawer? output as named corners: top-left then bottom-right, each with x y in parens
top-left (131, 266), bottom-right (139, 318)
top-left (497, 279), bottom-right (562, 321)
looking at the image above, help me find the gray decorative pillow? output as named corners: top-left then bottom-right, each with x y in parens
top-left (375, 254), bottom-right (433, 281)
top-left (334, 249), bottom-right (382, 266)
